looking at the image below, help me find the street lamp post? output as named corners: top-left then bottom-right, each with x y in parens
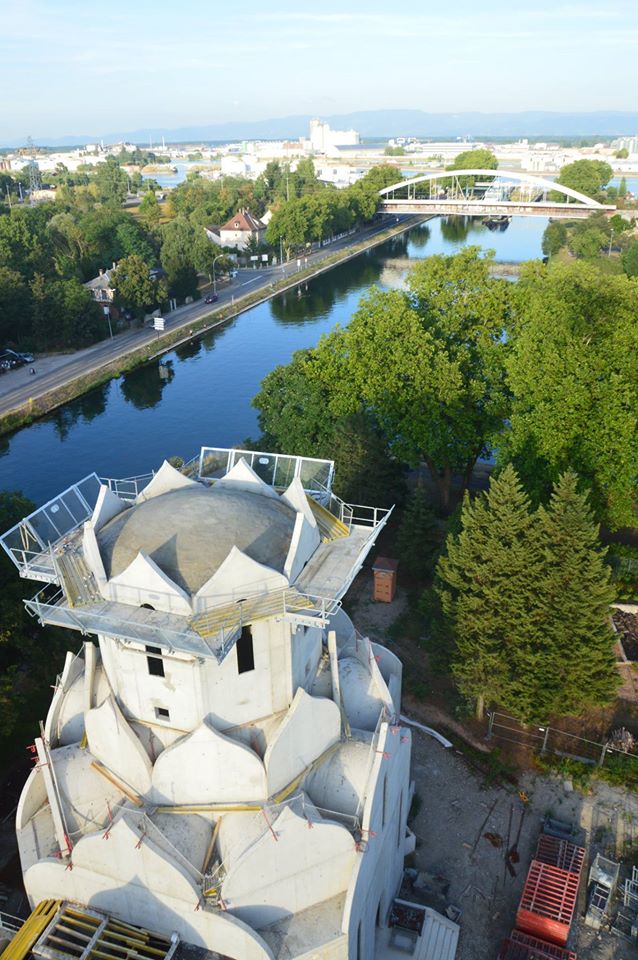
top-left (212, 254), bottom-right (224, 296)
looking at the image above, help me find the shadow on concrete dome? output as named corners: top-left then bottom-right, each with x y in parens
top-left (97, 484), bottom-right (297, 595)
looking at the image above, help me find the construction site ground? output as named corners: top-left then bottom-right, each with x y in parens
top-left (348, 576), bottom-right (638, 960)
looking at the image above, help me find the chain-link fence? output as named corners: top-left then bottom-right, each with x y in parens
top-left (486, 711), bottom-right (638, 771)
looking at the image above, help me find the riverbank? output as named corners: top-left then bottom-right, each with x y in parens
top-left (0, 215), bottom-right (425, 438)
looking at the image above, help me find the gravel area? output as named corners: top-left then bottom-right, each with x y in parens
top-left (348, 573), bottom-right (638, 959)
top-left (405, 725), bottom-right (638, 960)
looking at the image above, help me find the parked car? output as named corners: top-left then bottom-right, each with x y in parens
top-left (0, 349), bottom-right (32, 369)
top-left (204, 294), bottom-right (218, 304)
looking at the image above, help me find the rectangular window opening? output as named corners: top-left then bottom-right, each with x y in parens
top-left (145, 644), bottom-right (165, 677)
top-left (155, 706), bottom-right (170, 721)
top-left (237, 626), bottom-right (255, 674)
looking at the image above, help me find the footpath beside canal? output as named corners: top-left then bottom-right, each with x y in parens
top-left (0, 215), bottom-right (426, 437)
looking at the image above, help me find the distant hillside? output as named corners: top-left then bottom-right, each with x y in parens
top-left (4, 110), bottom-right (638, 148)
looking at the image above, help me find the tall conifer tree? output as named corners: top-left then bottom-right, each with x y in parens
top-left (531, 471), bottom-right (618, 719)
top-left (436, 465), bottom-right (543, 719)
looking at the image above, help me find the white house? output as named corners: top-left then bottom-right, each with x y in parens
top-left (1, 447), bottom-right (459, 960)
top-left (217, 209), bottom-right (266, 250)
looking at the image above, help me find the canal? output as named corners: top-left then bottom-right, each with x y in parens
top-left (0, 216), bottom-right (548, 505)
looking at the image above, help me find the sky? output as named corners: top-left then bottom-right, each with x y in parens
top-left (1, 0), bottom-right (637, 141)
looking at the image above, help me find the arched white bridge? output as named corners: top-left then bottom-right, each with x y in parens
top-left (378, 169), bottom-right (615, 219)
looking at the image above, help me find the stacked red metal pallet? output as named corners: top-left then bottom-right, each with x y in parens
top-left (499, 833), bottom-right (585, 958)
top-left (498, 929), bottom-right (577, 959)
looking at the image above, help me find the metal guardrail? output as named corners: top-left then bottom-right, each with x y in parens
top-left (24, 587), bottom-right (224, 658)
top-left (99, 473), bottom-right (153, 502)
top-left (0, 911), bottom-right (23, 934)
top-left (197, 446), bottom-right (335, 495)
top-left (0, 474), bottom-right (102, 576)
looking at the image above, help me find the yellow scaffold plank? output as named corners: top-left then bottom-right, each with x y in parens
top-left (306, 497), bottom-right (349, 542)
top-left (1, 899), bottom-right (61, 960)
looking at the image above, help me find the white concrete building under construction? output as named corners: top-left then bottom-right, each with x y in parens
top-left (1, 446), bottom-right (459, 960)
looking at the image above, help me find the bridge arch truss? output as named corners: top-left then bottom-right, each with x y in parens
top-left (378, 169), bottom-right (615, 218)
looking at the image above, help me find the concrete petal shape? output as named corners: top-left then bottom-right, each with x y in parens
top-left (151, 719), bottom-right (267, 804)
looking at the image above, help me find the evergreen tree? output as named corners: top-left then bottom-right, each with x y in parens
top-left (397, 487), bottom-right (441, 579)
top-left (531, 472), bottom-right (618, 719)
top-left (436, 465), bottom-right (543, 719)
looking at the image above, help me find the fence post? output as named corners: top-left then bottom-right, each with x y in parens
top-left (486, 712), bottom-right (495, 741)
top-left (598, 743), bottom-right (608, 768)
top-left (540, 726), bottom-right (550, 756)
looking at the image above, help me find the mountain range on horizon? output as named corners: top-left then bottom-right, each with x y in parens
top-left (3, 110), bottom-right (638, 149)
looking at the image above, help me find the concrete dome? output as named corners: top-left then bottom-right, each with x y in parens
top-left (97, 485), bottom-right (296, 594)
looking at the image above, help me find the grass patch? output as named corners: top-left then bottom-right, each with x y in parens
top-left (535, 750), bottom-right (638, 792)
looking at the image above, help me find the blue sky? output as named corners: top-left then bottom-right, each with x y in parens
top-left (1, 0), bottom-right (636, 140)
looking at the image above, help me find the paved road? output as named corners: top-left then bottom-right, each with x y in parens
top-left (0, 216), bottom-right (419, 419)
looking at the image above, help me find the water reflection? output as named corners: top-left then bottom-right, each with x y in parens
top-left (439, 216), bottom-right (486, 244)
top-left (120, 360), bottom-right (175, 411)
top-left (52, 383), bottom-right (111, 441)
top-left (1, 217), bottom-right (548, 504)
top-left (270, 247), bottom-right (388, 326)
top-left (174, 338), bottom-right (203, 362)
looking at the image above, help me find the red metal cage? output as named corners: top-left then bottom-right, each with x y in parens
top-left (516, 860), bottom-right (580, 946)
top-left (499, 928), bottom-right (577, 959)
top-left (535, 835), bottom-right (585, 878)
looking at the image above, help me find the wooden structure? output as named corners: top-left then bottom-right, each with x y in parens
top-left (372, 557), bottom-right (398, 603)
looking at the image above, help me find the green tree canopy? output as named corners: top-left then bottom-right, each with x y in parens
top-left (110, 254), bottom-right (165, 316)
top-left (91, 156), bottom-right (129, 205)
top-left (0, 267), bottom-right (31, 345)
top-left (397, 487), bottom-right (441, 579)
top-left (436, 466), bottom-right (618, 722)
top-left (138, 189), bottom-right (161, 229)
top-left (622, 240), bottom-right (638, 277)
top-left (541, 221), bottom-right (567, 257)
top-left (252, 350), bottom-right (405, 506)
top-left (554, 159), bottom-right (613, 201)
top-left (503, 260), bottom-right (638, 528)
top-left (437, 465), bottom-right (542, 720)
top-left (449, 148), bottom-right (498, 171)
top-left (309, 248), bottom-right (511, 510)
top-left (531, 471), bottom-right (618, 718)
top-left (0, 492), bottom-right (71, 750)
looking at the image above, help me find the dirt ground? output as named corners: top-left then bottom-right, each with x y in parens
top-left (348, 573), bottom-right (638, 960)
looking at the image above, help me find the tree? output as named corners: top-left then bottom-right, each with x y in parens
top-left (110, 254), bottom-right (164, 317)
top-left (449, 148), bottom-right (498, 171)
top-left (0, 267), bottom-right (32, 344)
top-left (504, 260), bottom-right (638, 528)
top-left (568, 227), bottom-right (607, 259)
top-left (0, 492), bottom-right (71, 748)
top-left (447, 149), bottom-right (498, 190)
top-left (139, 189), bottom-right (161, 229)
top-left (397, 487), bottom-right (441, 579)
top-left (619, 177), bottom-right (628, 198)
top-left (615, 148), bottom-right (629, 159)
top-left (541, 222), bottom-right (567, 257)
top-left (554, 159), bottom-right (613, 201)
top-left (436, 466), bottom-right (542, 720)
top-left (623, 240), bottom-right (638, 277)
top-left (436, 467), bottom-right (618, 723)
top-left (531, 472), bottom-right (618, 719)
top-left (91, 157), bottom-right (128, 205)
top-left (252, 352), bottom-right (405, 507)
top-left (310, 248), bottom-right (511, 511)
